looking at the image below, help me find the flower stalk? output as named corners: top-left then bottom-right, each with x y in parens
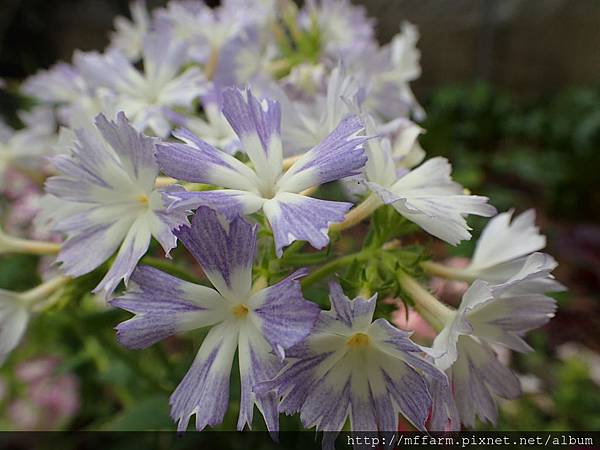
top-left (155, 176), bottom-right (178, 188)
top-left (204, 47), bottom-right (220, 80)
top-left (20, 275), bottom-right (71, 308)
top-left (330, 194), bottom-right (382, 232)
top-left (301, 249), bottom-right (373, 289)
top-left (396, 270), bottom-right (454, 331)
top-left (282, 154), bottom-right (301, 170)
top-left (0, 227), bottom-right (61, 255)
top-left (420, 260), bottom-right (475, 282)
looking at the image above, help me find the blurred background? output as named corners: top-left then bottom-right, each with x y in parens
top-left (0, 0), bottom-right (599, 434)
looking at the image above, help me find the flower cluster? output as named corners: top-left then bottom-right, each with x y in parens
top-left (0, 0), bottom-right (563, 442)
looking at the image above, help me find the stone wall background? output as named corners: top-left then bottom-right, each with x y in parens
top-left (0, 0), bottom-right (598, 96)
top-left (361, 0), bottom-right (600, 97)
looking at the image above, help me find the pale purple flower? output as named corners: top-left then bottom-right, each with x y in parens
top-left (0, 110), bottom-right (57, 189)
top-left (213, 27), bottom-right (278, 89)
top-left (362, 22), bottom-right (425, 121)
top-left (155, 0), bottom-right (274, 64)
top-left (74, 32), bottom-right (205, 137)
top-left (431, 252), bottom-right (563, 427)
top-left (108, 0), bottom-right (152, 61)
top-left (111, 206), bottom-right (320, 433)
top-left (256, 283), bottom-right (446, 448)
top-left (167, 85), bottom-right (240, 154)
top-left (22, 63), bottom-right (87, 106)
top-left (22, 62), bottom-right (120, 130)
top-left (302, 0), bottom-right (377, 63)
top-left (157, 87), bottom-right (368, 256)
top-left (278, 65), bottom-right (362, 153)
top-left (42, 112), bottom-right (188, 294)
top-left (153, 1), bottom-right (213, 62)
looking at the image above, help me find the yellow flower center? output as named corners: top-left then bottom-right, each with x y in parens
top-left (347, 332), bottom-right (370, 349)
top-left (136, 194), bottom-right (149, 205)
top-left (231, 304), bottom-right (249, 318)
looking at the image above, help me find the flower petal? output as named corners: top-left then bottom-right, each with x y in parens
top-left (175, 206), bottom-right (256, 298)
top-left (170, 320), bottom-right (238, 431)
top-left (94, 112), bottom-right (159, 192)
top-left (264, 193), bottom-right (351, 256)
top-left (248, 269), bottom-right (320, 360)
top-left (221, 87), bottom-right (283, 187)
top-left (276, 116), bottom-right (367, 193)
top-left (111, 265), bottom-right (226, 349)
top-left (468, 209), bottom-right (546, 274)
top-left (93, 216), bottom-right (152, 294)
top-left (0, 292), bottom-right (29, 364)
top-left (493, 252), bottom-right (565, 295)
top-left (450, 336), bottom-right (521, 427)
top-left (74, 49), bottom-right (145, 96)
top-left (156, 128), bottom-right (261, 191)
top-left (167, 189), bottom-right (265, 220)
top-left (159, 67), bottom-right (205, 106)
top-left (57, 215), bottom-right (133, 277)
top-left (326, 281), bottom-right (377, 330)
top-left (428, 371), bottom-right (460, 431)
top-left (368, 157), bottom-right (496, 245)
top-left (237, 321), bottom-right (281, 435)
top-left (369, 180), bottom-right (495, 245)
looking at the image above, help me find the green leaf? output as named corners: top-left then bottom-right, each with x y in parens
top-left (99, 394), bottom-right (173, 431)
top-left (0, 254), bottom-right (40, 291)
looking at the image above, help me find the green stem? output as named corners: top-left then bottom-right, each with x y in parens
top-left (141, 256), bottom-right (199, 283)
top-left (21, 275), bottom-right (71, 308)
top-left (0, 227), bottom-right (61, 255)
top-left (421, 260), bottom-right (476, 282)
top-left (330, 194), bottom-right (382, 232)
top-left (204, 46), bottom-right (219, 80)
top-left (396, 270), bottom-right (454, 332)
top-left (301, 250), bottom-right (372, 289)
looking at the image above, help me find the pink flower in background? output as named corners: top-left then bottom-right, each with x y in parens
top-left (5, 356), bottom-right (80, 430)
top-left (389, 299), bottom-right (437, 342)
top-left (430, 257), bottom-right (470, 306)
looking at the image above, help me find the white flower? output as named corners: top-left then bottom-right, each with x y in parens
top-left (462, 209), bottom-right (548, 283)
top-left (364, 122), bottom-right (496, 245)
top-left (431, 252), bottom-right (563, 426)
top-left (389, 118), bottom-right (426, 168)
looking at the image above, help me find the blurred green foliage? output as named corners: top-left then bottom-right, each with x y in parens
top-left (421, 82), bottom-right (600, 221)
